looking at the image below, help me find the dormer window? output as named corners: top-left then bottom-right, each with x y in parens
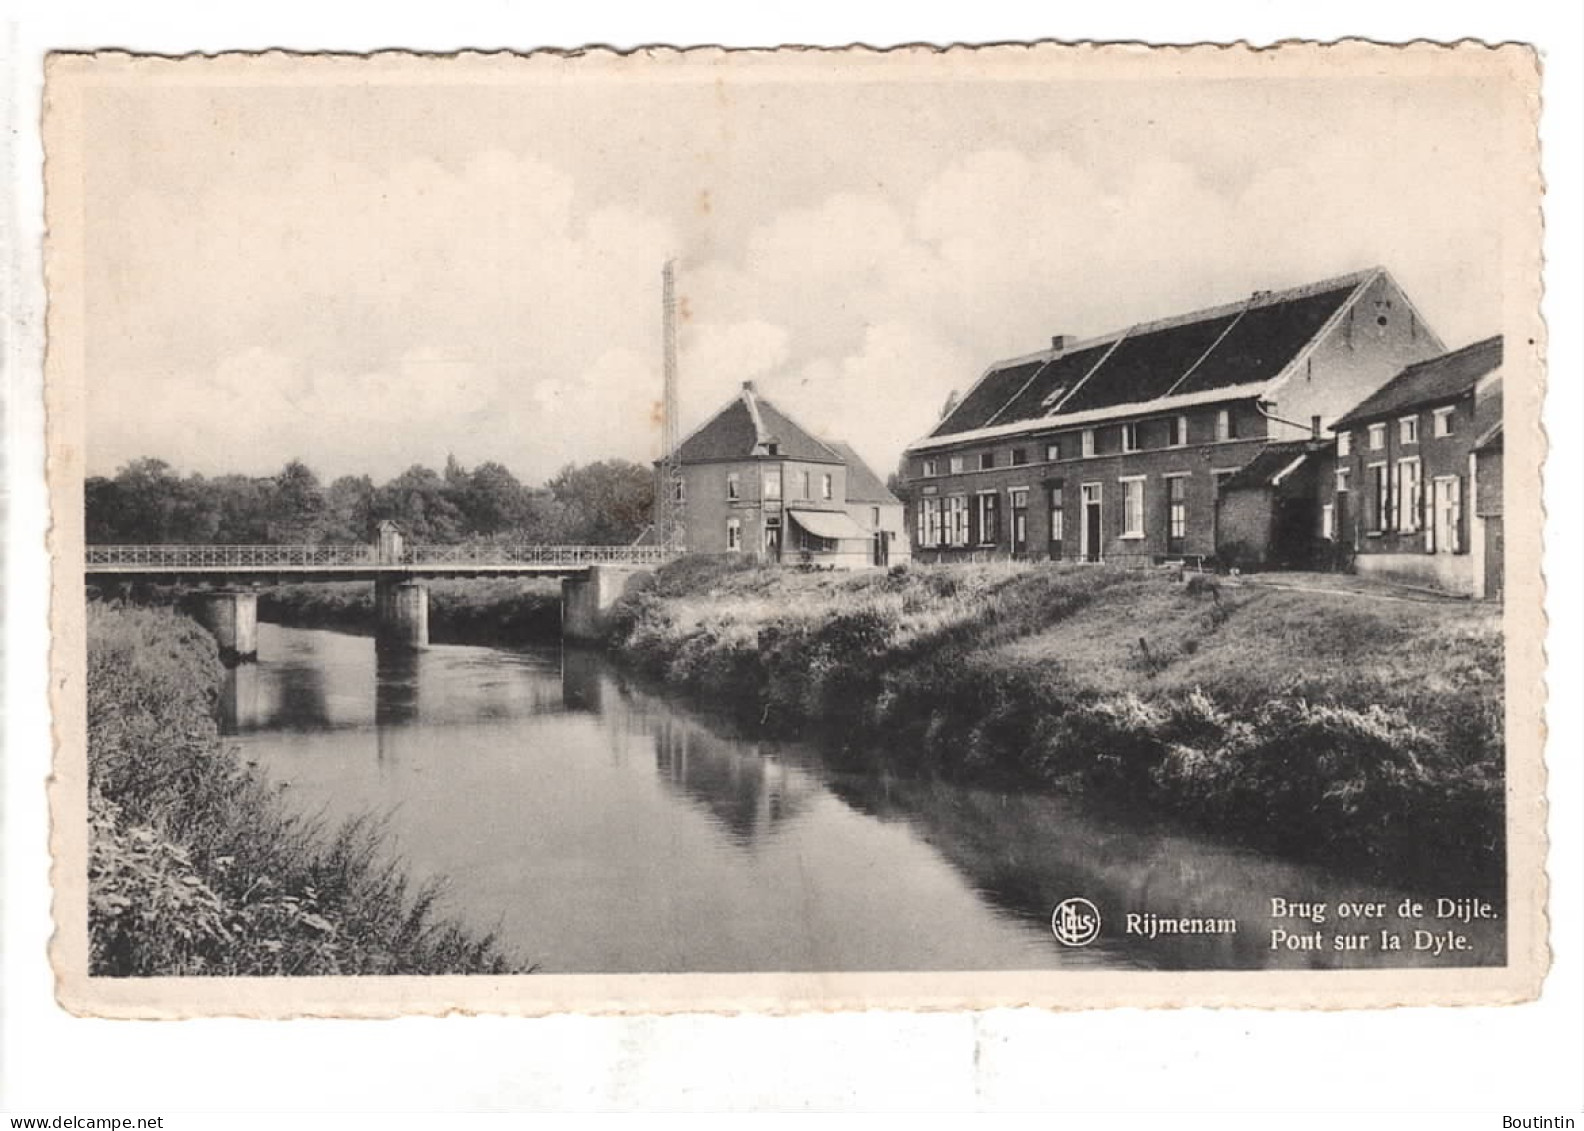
top-left (1121, 423), bottom-right (1140, 453)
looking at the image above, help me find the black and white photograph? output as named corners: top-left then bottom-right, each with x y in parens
top-left (42, 42), bottom-right (1544, 1016)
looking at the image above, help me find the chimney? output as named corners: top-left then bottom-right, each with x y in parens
top-left (1050, 335), bottom-right (1068, 351)
top-left (742, 380), bottom-right (757, 394)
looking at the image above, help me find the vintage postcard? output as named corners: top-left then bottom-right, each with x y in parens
top-left (45, 42), bottom-right (1546, 1017)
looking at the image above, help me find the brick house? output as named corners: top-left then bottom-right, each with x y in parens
top-left (670, 381), bottom-right (905, 568)
top-left (1325, 335), bottom-right (1503, 597)
top-left (903, 268), bottom-right (1445, 565)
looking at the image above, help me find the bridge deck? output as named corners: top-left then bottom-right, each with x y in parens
top-left (85, 544), bottom-right (677, 584)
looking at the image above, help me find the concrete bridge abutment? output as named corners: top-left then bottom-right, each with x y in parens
top-left (562, 565), bottom-right (655, 643)
top-left (375, 579), bottom-right (430, 652)
top-left (192, 589), bottom-right (259, 664)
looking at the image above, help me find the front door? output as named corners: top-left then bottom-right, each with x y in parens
top-left (1010, 489), bottom-right (1029, 556)
top-left (763, 521), bottom-right (782, 561)
top-left (1080, 483), bottom-right (1102, 562)
top-left (873, 530), bottom-right (890, 567)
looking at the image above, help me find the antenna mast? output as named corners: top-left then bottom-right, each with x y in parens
top-left (657, 259), bottom-right (686, 551)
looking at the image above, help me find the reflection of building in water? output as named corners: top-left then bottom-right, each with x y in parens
top-left (219, 663), bottom-right (261, 734)
top-left (560, 647), bottom-right (604, 713)
top-left (652, 717), bottom-right (812, 845)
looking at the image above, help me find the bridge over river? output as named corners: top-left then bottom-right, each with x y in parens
top-left (86, 541), bottom-right (678, 657)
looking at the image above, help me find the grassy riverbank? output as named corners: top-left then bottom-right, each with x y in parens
top-left (609, 557), bottom-right (1505, 891)
top-left (258, 578), bottom-right (562, 642)
top-left (87, 602), bottom-right (525, 975)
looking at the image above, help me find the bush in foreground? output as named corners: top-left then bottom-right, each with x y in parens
top-left (86, 603), bottom-right (524, 975)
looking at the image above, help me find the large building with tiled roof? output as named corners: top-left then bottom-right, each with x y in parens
top-left (1325, 335), bottom-right (1504, 597)
top-left (903, 267), bottom-right (1445, 566)
top-left (670, 381), bottom-right (908, 567)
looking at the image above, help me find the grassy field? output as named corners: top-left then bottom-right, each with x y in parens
top-left (258, 577), bottom-right (563, 642)
top-left (86, 602), bottom-right (526, 975)
top-left (609, 556), bottom-right (1505, 892)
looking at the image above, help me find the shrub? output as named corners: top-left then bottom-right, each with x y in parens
top-left (86, 602), bottom-right (524, 975)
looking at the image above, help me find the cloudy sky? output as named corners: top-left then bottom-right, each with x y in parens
top-left (80, 52), bottom-right (1522, 484)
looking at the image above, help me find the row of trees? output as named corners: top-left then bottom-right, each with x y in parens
top-left (84, 455), bottom-right (655, 546)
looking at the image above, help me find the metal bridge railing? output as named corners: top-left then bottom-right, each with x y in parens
top-left (403, 544), bottom-right (677, 567)
top-left (85, 543), bottom-right (679, 571)
top-left (85, 544), bottom-right (377, 569)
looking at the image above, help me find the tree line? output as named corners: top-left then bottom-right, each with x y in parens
top-left (85, 455), bottom-right (655, 546)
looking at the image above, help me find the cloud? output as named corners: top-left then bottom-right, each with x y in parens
top-left (88, 104), bottom-right (1507, 488)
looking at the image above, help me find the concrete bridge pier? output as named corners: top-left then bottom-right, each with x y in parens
top-left (562, 565), bottom-right (654, 642)
top-left (193, 589), bottom-right (259, 664)
top-left (375, 579), bottom-right (429, 652)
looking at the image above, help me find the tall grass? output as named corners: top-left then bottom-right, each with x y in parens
top-left (87, 603), bottom-right (525, 975)
top-left (610, 559), bottom-right (1505, 892)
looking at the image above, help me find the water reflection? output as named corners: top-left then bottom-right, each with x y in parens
top-left (560, 647), bottom-right (603, 713)
top-left (375, 649), bottom-right (422, 727)
top-left (230, 623), bottom-right (1506, 973)
top-left (218, 663), bottom-right (259, 734)
top-left (651, 718), bottom-right (813, 846)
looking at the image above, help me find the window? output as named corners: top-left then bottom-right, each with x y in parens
top-left (922, 457), bottom-right (940, 477)
top-left (726, 473), bottom-right (740, 501)
top-left (1368, 423), bottom-right (1387, 451)
top-left (821, 473), bottom-right (833, 500)
top-left (763, 471), bottom-right (782, 500)
top-left (1166, 475), bottom-right (1188, 541)
top-left (1336, 467), bottom-right (1351, 494)
top-left (918, 497), bottom-right (943, 547)
top-left (1081, 429), bottom-right (1096, 458)
top-left (949, 455), bottom-right (965, 475)
top-left (979, 452), bottom-right (995, 471)
top-left (1045, 441), bottom-right (1061, 462)
top-left (1049, 485), bottom-right (1065, 543)
top-left (1399, 416), bottom-right (1419, 446)
top-left (1337, 431), bottom-right (1352, 458)
top-left (726, 517), bottom-right (742, 551)
top-left (1213, 469), bottom-right (1236, 495)
top-left (975, 492), bottom-right (1000, 545)
top-left (1215, 409), bottom-right (1232, 442)
top-left (946, 495), bottom-right (969, 546)
top-left (1121, 423), bottom-right (1140, 453)
top-left (1168, 415), bottom-right (1188, 447)
top-left (1369, 463), bottom-right (1389, 532)
top-left (1011, 447), bottom-right (1028, 467)
top-left (800, 470), bottom-right (811, 498)
top-left (1120, 477), bottom-right (1146, 539)
top-left (871, 506), bottom-right (881, 527)
top-left (1394, 458), bottom-right (1422, 533)
top-left (1321, 503), bottom-right (1335, 541)
top-left (672, 479), bottom-right (685, 502)
top-left (1434, 407), bottom-right (1455, 437)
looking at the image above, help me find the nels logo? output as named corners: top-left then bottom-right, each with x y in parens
top-left (1051, 897), bottom-right (1102, 947)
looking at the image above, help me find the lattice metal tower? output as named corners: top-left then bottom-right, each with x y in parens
top-left (656, 259), bottom-right (687, 551)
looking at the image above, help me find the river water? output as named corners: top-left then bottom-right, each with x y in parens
top-left (220, 623), bottom-right (1504, 974)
